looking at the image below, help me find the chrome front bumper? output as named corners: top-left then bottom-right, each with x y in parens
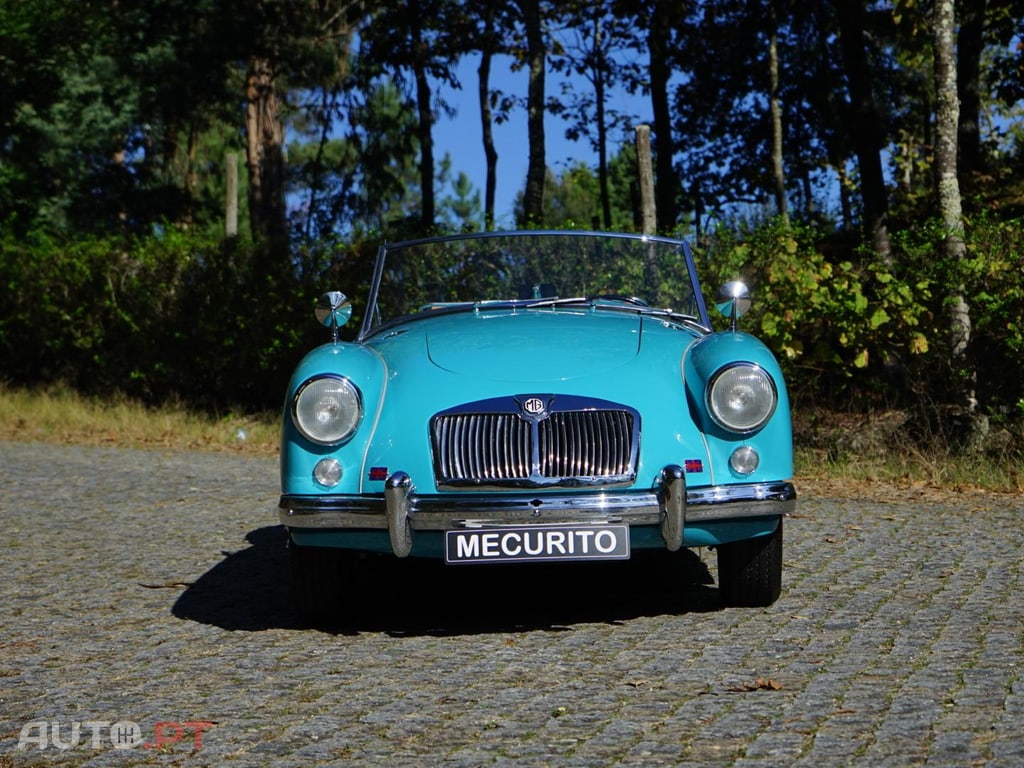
top-left (279, 465), bottom-right (797, 557)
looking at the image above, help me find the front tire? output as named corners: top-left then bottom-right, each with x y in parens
top-left (288, 536), bottom-right (353, 626)
top-left (716, 517), bottom-right (783, 607)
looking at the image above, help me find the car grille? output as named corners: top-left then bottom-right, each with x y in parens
top-left (431, 398), bottom-right (639, 488)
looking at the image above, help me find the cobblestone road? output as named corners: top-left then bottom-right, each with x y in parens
top-left (1, 441), bottom-right (1022, 767)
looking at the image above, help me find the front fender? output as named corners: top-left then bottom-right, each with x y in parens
top-left (280, 343), bottom-right (387, 495)
top-left (683, 330), bottom-right (793, 483)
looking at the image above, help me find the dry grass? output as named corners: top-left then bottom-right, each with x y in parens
top-left (792, 407), bottom-right (1024, 498)
top-left (0, 383), bottom-right (280, 454)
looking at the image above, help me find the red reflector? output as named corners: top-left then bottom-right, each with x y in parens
top-left (685, 459), bottom-right (703, 473)
top-left (368, 467), bottom-right (388, 481)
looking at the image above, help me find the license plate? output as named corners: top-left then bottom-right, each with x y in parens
top-left (445, 524), bottom-right (630, 564)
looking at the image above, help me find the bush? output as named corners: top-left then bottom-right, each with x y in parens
top-left (698, 220), bottom-right (930, 404)
top-left (0, 225), bottom-right (323, 410)
top-left (697, 216), bottom-right (1024, 422)
top-left (2, 216), bottom-right (1021, 430)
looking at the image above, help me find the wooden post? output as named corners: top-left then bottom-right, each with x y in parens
top-left (635, 125), bottom-right (656, 235)
top-left (225, 152), bottom-right (238, 238)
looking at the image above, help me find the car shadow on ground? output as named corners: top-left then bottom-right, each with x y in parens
top-left (172, 526), bottom-right (724, 636)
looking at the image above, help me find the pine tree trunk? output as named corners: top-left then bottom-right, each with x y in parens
top-left (244, 55), bottom-right (287, 256)
top-left (478, 21), bottom-right (498, 230)
top-left (414, 58), bottom-right (435, 229)
top-left (956, 0), bottom-right (986, 187)
top-left (769, 0), bottom-right (788, 224)
top-left (412, 11), bottom-right (435, 230)
top-left (836, 1), bottom-right (891, 262)
top-left (593, 12), bottom-right (611, 229)
top-left (648, 0), bottom-right (677, 230)
top-left (519, 0), bottom-right (546, 224)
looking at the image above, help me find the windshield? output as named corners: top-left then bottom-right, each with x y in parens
top-left (360, 231), bottom-right (708, 337)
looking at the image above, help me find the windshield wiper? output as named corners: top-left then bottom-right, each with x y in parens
top-left (519, 296), bottom-right (591, 308)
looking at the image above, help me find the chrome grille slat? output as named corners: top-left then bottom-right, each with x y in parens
top-left (432, 405), bottom-right (637, 488)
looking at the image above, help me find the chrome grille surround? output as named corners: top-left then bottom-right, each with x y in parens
top-left (431, 394), bottom-right (640, 489)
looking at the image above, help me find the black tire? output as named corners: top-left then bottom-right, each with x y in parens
top-left (716, 517), bottom-right (783, 607)
top-left (288, 536), bottom-right (354, 626)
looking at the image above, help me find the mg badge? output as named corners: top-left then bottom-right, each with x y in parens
top-left (522, 397), bottom-right (546, 416)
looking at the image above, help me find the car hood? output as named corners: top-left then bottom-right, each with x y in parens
top-left (417, 309), bottom-right (642, 383)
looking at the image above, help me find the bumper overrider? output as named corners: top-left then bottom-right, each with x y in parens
top-left (279, 465), bottom-right (797, 557)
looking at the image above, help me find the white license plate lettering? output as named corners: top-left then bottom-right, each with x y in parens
top-left (445, 525), bottom-right (629, 564)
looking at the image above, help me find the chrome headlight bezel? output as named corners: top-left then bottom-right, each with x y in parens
top-left (706, 363), bottom-right (778, 434)
top-left (291, 375), bottom-right (363, 446)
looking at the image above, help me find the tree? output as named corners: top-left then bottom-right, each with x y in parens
top-left (227, 0), bottom-right (360, 254)
top-left (645, 0), bottom-right (682, 230)
top-left (668, 0), bottom-right (809, 230)
top-left (513, 0), bottom-right (549, 224)
top-left (515, 162), bottom-right (598, 227)
top-left (834, 0), bottom-right (892, 260)
top-left (340, 80), bottom-right (422, 232)
top-left (513, 150), bottom-right (639, 230)
top-left (959, 0), bottom-right (1024, 190)
top-left (613, 0), bottom-right (684, 231)
top-left (476, 7), bottom-right (502, 229)
top-left (549, 3), bottom-right (633, 228)
top-left (768, 0), bottom-right (788, 224)
top-left (440, 167), bottom-right (484, 230)
top-left (0, 0), bottom-right (240, 235)
top-left (934, 0), bottom-right (981, 439)
top-left (988, 0), bottom-right (1024, 113)
top-left (359, 0), bottom-right (465, 231)
top-left (245, 55), bottom-right (288, 252)
top-left (956, 0), bottom-right (987, 185)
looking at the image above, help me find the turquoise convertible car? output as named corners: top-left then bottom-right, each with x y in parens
top-left (279, 231), bottom-right (795, 622)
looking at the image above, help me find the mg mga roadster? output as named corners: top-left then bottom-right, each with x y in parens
top-left (278, 230), bottom-right (796, 623)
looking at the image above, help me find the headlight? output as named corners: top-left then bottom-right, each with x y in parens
top-left (292, 376), bottom-right (363, 445)
top-left (707, 363), bottom-right (777, 433)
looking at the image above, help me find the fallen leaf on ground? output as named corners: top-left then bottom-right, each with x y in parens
top-left (138, 581), bottom-right (192, 589)
top-left (726, 678), bottom-right (784, 692)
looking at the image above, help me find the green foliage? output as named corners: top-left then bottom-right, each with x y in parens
top-left (701, 220), bottom-right (921, 374)
top-left (2, 211), bottom-right (1022, 424)
top-left (698, 216), bottom-right (1024, 415)
top-left (956, 213), bottom-right (1024, 409)
top-left (439, 167), bottom-right (484, 231)
top-left (514, 149), bottom-right (640, 231)
top-left (0, 224), bottom-right (319, 410)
